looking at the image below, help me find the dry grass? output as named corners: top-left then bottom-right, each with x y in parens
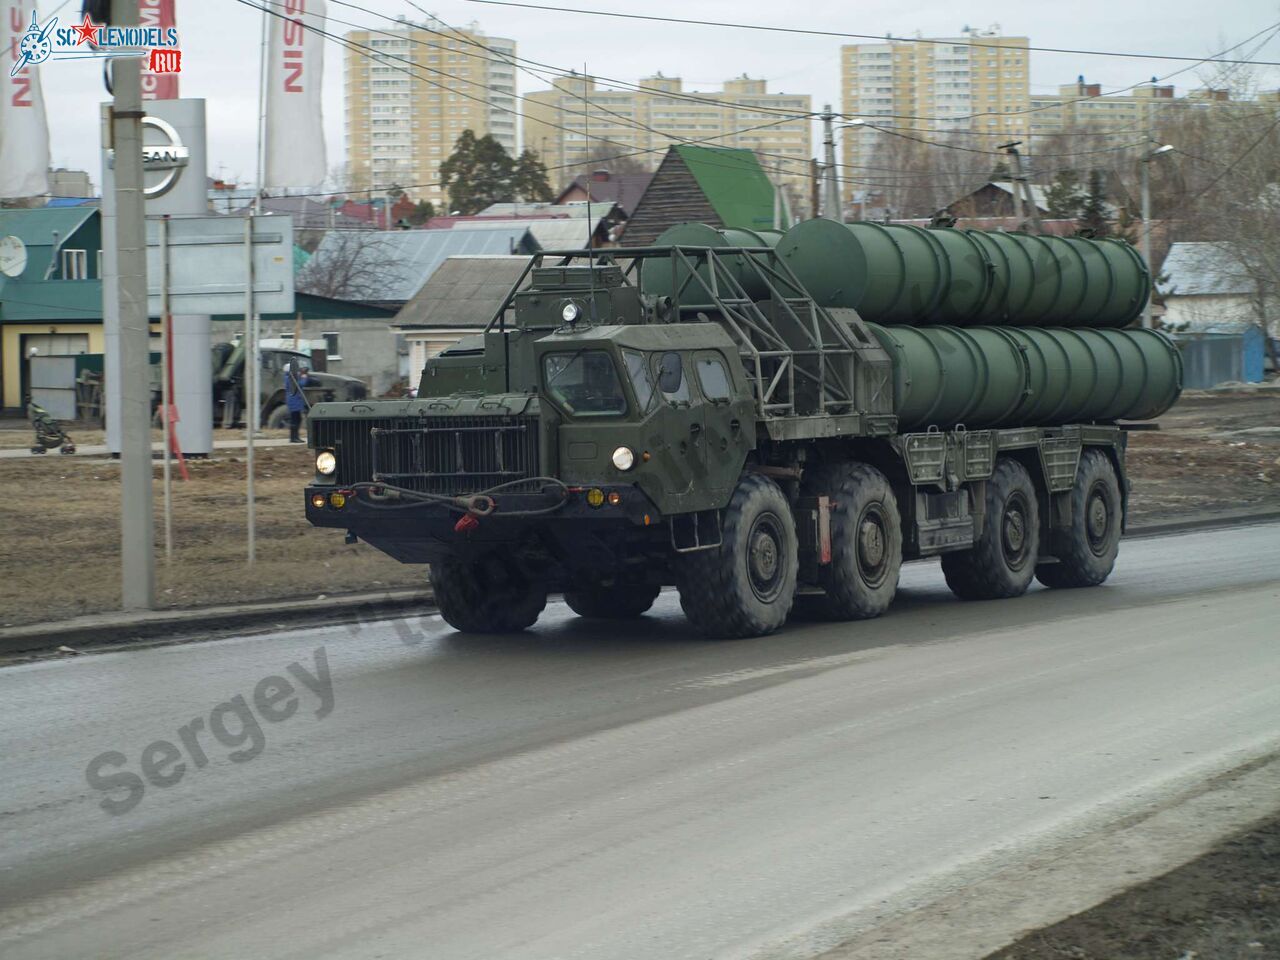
top-left (0, 443), bottom-right (424, 627)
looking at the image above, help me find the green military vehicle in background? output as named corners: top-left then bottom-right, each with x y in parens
top-left (152, 341), bottom-right (368, 429)
top-left (304, 220), bottom-right (1181, 638)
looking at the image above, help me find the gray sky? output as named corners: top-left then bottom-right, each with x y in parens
top-left (32, 0), bottom-right (1280, 194)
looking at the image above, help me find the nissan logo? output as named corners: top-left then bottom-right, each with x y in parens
top-left (107, 115), bottom-right (190, 198)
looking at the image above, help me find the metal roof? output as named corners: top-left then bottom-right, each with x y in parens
top-left (0, 205), bottom-right (98, 249)
top-left (307, 226), bottom-right (538, 303)
top-left (392, 256), bottom-right (530, 330)
top-left (1158, 242), bottom-right (1256, 297)
top-left (673, 145), bottom-right (778, 232)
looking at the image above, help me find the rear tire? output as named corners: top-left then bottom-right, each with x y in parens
top-left (1036, 449), bottom-right (1122, 589)
top-left (943, 457), bottom-right (1040, 600)
top-left (265, 405), bottom-right (289, 430)
top-left (810, 463), bottom-right (902, 620)
top-left (430, 554), bottom-right (547, 633)
top-left (564, 584), bottom-right (661, 619)
top-left (675, 473), bottom-right (798, 638)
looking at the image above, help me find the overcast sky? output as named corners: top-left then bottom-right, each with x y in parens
top-left (30, 0), bottom-right (1280, 195)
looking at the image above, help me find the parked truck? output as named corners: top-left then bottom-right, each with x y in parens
top-left (152, 341), bottom-right (367, 429)
top-left (303, 220), bottom-right (1181, 638)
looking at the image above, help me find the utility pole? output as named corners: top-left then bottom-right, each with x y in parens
top-left (110, 0), bottom-right (155, 610)
top-left (821, 105), bottom-right (840, 220)
top-left (1140, 142), bottom-right (1175, 329)
top-left (998, 141), bottom-right (1042, 234)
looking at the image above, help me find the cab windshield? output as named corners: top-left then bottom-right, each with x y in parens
top-left (542, 350), bottom-right (627, 416)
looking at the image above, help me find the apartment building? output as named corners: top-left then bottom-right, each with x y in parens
top-left (840, 29), bottom-right (1031, 207)
top-left (522, 73), bottom-right (812, 213)
top-left (1028, 77), bottom-right (1255, 139)
top-left (345, 23), bottom-right (517, 208)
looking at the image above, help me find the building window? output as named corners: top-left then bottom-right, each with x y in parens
top-left (61, 249), bottom-right (88, 279)
top-left (323, 332), bottom-right (342, 361)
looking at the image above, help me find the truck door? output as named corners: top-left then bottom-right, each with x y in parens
top-left (647, 350), bottom-right (712, 512)
top-left (692, 350), bottom-right (747, 501)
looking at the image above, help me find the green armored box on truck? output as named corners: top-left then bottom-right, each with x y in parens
top-left (304, 222), bottom-right (1181, 638)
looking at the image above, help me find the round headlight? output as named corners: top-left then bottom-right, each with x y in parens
top-left (561, 302), bottom-right (581, 323)
top-left (611, 445), bottom-right (635, 471)
top-left (316, 450), bottom-right (337, 476)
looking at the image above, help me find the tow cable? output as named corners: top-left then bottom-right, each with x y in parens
top-left (349, 478), bottom-right (571, 527)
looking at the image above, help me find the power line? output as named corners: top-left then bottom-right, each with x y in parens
top-left (458, 0), bottom-right (1280, 66)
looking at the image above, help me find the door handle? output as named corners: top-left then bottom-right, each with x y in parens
top-left (689, 423), bottom-right (702, 435)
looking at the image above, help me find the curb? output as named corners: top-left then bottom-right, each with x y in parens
top-left (0, 589), bottom-right (433, 656)
top-left (3, 511), bottom-right (1278, 657)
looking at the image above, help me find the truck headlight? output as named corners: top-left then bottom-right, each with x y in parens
top-left (316, 450), bottom-right (337, 475)
top-left (611, 445), bottom-right (635, 471)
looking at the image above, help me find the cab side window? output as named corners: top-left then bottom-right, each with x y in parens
top-left (695, 355), bottom-right (732, 402)
top-left (654, 351), bottom-right (689, 404)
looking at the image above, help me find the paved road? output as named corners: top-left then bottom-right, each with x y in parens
top-left (1, 525), bottom-right (1278, 959)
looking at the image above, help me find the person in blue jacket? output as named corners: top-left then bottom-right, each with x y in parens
top-left (284, 360), bottom-right (311, 443)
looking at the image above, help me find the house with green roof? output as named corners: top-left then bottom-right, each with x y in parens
top-left (0, 206), bottom-right (104, 412)
top-left (620, 145), bottom-right (788, 245)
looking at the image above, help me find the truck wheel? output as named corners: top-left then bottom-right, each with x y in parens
top-left (265, 406), bottom-right (289, 430)
top-left (942, 457), bottom-right (1040, 601)
top-left (564, 584), bottom-right (661, 619)
top-left (1036, 450), bottom-right (1122, 589)
top-left (813, 463), bottom-right (902, 620)
top-left (675, 473), bottom-right (798, 638)
top-left (430, 554), bottom-right (547, 633)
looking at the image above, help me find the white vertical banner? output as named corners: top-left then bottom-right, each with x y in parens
top-left (0, 2), bottom-right (50, 199)
top-left (264, 0), bottom-right (327, 189)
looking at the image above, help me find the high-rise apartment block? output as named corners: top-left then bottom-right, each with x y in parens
top-left (1029, 77), bottom-right (1251, 138)
top-left (345, 23), bottom-right (517, 207)
top-left (840, 30), bottom-right (1031, 206)
top-left (523, 74), bottom-right (812, 210)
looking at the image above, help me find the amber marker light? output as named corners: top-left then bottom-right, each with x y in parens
top-left (586, 488), bottom-right (605, 508)
top-left (329, 492), bottom-right (347, 509)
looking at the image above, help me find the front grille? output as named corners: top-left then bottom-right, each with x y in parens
top-left (311, 415), bottom-right (540, 494)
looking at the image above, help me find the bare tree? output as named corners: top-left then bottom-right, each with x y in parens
top-left (296, 230), bottom-right (408, 302)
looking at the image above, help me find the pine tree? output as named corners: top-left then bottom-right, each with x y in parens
top-left (439, 131), bottom-right (516, 214)
top-left (1044, 170), bottom-right (1085, 220)
top-left (1078, 169), bottom-right (1110, 237)
top-left (512, 150), bottom-right (554, 203)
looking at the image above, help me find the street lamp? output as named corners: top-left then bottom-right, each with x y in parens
top-left (1141, 143), bottom-right (1175, 329)
top-left (822, 115), bottom-right (866, 221)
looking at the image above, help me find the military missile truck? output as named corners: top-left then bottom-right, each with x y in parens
top-left (304, 220), bottom-right (1182, 638)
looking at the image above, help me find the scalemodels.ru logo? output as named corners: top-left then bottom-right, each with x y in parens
top-left (9, 10), bottom-right (181, 77)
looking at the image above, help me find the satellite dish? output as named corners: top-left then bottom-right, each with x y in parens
top-left (0, 235), bottom-right (27, 278)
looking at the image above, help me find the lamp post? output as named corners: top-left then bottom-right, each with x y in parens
top-left (820, 115), bottom-right (866, 221)
top-left (1141, 143), bottom-right (1175, 328)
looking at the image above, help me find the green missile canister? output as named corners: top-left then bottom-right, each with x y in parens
top-left (866, 324), bottom-right (1182, 430)
top-left (641, 223), bottom-right (783, 304)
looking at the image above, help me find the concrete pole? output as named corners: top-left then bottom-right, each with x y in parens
top-left (821, 105), bottom-right (839, 221)
top-left (1141, 156), bottom-right (1153, 329)
top-left (111, 0), bottom-right (155, 610)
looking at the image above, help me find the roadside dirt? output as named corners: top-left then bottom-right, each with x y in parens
top-left (985, 811), bottom-right (1280, 960)
top-left (0, 440), bottom-right (425, 627)
top-left (0, 392), bottom-right (1276, 627)
top-left (1125, 391), bottom-right (1280, 526)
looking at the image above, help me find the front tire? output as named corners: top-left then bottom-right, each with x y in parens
top-left (810, 463), bottom-right (902, 620)
top-left (676, 473), bottom-right (798, 638)
top-left (943, 457), bottom-right (1041, 600)
top-left (1036, 449), bottom-right (1122, 589)
top-left (430, 554), bottom-right (547, 633)
top-left (265, 405), bottom-right (289, 430)
top-left (564, 584), bottom-right (661, 619)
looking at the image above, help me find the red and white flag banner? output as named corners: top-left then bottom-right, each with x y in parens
top-left (0, 1), bottom-right (50, 200)
top-left (138, 0), bottom-right (178, 100)
top-left (265, 0), bottom-right (327, 189)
